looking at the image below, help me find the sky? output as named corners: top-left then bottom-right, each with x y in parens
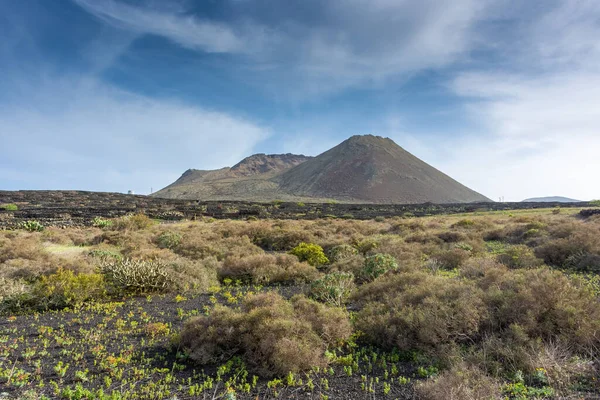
top-left (1, 0), bottom-right (599, 201)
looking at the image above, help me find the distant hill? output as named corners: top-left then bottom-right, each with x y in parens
top-left (522, 196), bottom-right (583, 203)
top-left (154, 135), bottom-right (491, 204)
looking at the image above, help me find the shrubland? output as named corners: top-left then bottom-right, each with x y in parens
top-left (0, 209), bottom-right (599, 399)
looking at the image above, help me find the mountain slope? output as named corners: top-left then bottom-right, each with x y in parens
top-left (154, 154), bottom-right (313, 201)
top-left (276, 135), bottom-right (490, 203)
top-left (154, 135), bottom-right (491, 204)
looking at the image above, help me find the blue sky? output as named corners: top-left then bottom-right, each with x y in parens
top-left (1, 0), bottom-right (599, 201)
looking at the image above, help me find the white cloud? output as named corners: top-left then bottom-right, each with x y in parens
top-left (439, 1), bottom-right (600, 201)
top-left (73, 0), bottom-right (250, 53)
top-left (73, 0), bottom-right (489, 97)
top-left (0, 77), bottom-right (270, 194)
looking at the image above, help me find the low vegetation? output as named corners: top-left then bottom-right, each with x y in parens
top-left (1, 208), bottom-right (599, 398)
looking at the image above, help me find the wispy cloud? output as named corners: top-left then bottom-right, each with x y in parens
top-left (438, 1), bottom-right (600, 201)
top-left (0, 76), bottom-right (269, 193)
top-left (73, 0), bottom-right (249, 53)
top-left (73, 0), bottom-right (489, 97)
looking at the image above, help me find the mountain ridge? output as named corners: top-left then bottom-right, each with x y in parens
top-left (522, 196), bottom-right (583, 203)
top-left (153, 135), bottom-right (491, 204)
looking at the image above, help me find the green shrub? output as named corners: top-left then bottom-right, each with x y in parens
top-left (328, 244), bottom-right (359, 263)
top-left (156, 231), bottom-right (182, 250)
top-left (496, 245), bottom-right (542, 269)
top-left (20, 220), bottom-right (44, 232)
top-left (310, 272), bottom-right (355, 307)
top-left (590, 200), bottom-right (600, 207)
top-left (92, 216), bottom-right (113, 228)
top-left (360, 253), bottom-right (398, 282)
top-left (100, 258), bottom-right (173, 294)
top-left (180, 293), bottom-right (351, 377)
top-left (34, 269), bottom-right (106, 310)
top-left (289, 242), bottom-right (329, 267)
top-left (1, 203), bottom-right (18, 211)
top-left (2, 269), bottom-right (106, 313)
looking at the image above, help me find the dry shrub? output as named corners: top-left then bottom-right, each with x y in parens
top-left (415, 364), bottom-right (501, 400)
top-left (112, 214), bottom-right (155, 230)
top-left (354, 272), bottom-right (487, 352)
top-left (124, 247), bottom-right (178, 262)
top-left (478, 267), bottom-right (600, 349)
top-left (405, 232), bottom-right (443, 245)
top-left (328, 254), bottom-right (365, 276)
top-left (180, 292), bottom-right (351, 377)
top-left (535, 232), bottom-right (599, 268)
top-left (167, 257), bottom-right (219, 292)
top-left (0, 234), bottom-right (58, 279)
top-left (176, 232), bottom-right (262, 261)
top-left (96, 230), bottom-right (150, 249)
top-left (220, 253), bottom-right (319, 284)
top-left (291, 295), bottom-right (353, 345)
top-left (437, 231), bottom-right (467, 243)
top-left (459, 258), bottom-right (505, 280)
top-left (529, 341), bottom-right (599, 395)
top-left (431, 248), bottom-right (470, 270)
top-left (254, 228), bottom-right (315, 251)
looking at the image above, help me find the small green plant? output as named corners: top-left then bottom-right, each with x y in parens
top-left (360, 253), bottom-right (398, 282)
top-left (156, 231), bottom-right (182, 250)
top-left (310, 272), bottom-right (356, 307)
top-left (1, 203), bottom-right (18, 211)
top-left (20, 220), bottom-right (45, 232)
top-left (328, 244), bottom-right (359, 263)
top-left (290, 243), bottom-right (329, 266)
top-left (453, 219), bottom-right (475, 228)
top-left (417, 365), bottom-right (439, 378)
top-left (502, 381), bottom-right (554, 399)
top-left (92, 216), bottom-right (113, 228)
top-left (88, 248), bottom-right (122, 260)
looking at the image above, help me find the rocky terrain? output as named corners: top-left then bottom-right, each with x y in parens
top-left (154, 135), bottom-right (491, 204)
top-left (0, 190), bottom-right (593, 229)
